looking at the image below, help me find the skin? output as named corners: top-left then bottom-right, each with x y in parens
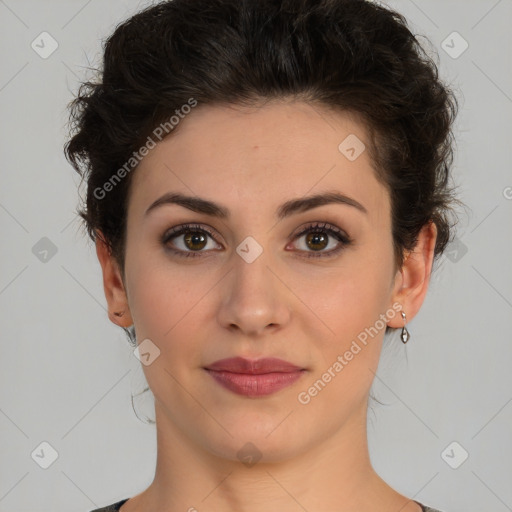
top-left (96, 100), bottom-right (437, 512)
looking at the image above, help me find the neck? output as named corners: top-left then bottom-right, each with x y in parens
top-left (133, 399), bottom-right (412, 512)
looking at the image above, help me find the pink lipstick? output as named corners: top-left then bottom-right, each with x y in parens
top-left (204, 357), bottom-right (306, 397)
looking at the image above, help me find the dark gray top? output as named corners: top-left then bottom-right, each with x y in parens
top-left (89, 498), bottom-right (445, 511)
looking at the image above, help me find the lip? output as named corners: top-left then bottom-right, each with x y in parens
top-left (205, 357), bottom-right (303, 374)
top-left (204, 357), bottom-right (306, 397)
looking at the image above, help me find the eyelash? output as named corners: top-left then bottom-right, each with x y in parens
top-left (161, 222), bottom-right (352, 259)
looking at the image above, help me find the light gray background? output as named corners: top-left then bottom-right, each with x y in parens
top-left (1, 1), bottom-right (511, 511)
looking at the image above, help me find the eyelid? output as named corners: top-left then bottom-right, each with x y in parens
top-left (290, 221), bottom-right (351, 242)
top-left (163, 222), bottom-right (218, 240)
top-left (161, 223), bottom-right (222, 251)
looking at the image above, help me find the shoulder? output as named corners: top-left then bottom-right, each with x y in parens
top-left (88, 498), bottom-right (129, 512)
top-left (88, 498), bottom-right (446, 512)
top-left (417, 503), bottom-right (446, 512)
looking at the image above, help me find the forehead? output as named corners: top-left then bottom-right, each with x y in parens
top-left (127, 101), bottom-right (390, 225)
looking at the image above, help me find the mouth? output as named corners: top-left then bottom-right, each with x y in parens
top-left (203, 357), bottom-right (307, 397)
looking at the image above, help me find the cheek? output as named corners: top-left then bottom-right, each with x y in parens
top-left (125, 239), bottom-right (200, 334)
top-left (304, 255), bottom-right (393, 338)
top-left (297, 275), bottom-right (388, 415)
top-left (125, 260), bottom-right (208, 406)
top-left (129, 272), bottom-right (205, 342)
top-left (298, 240), bottom-right (394, 376)
top-left (124, 250), bottom-right (220, 378)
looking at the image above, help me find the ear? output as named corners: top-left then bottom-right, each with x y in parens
top-left (387, 221), bottom-right (437, 327)
top-left (95, 230), bottom-right (134, 328)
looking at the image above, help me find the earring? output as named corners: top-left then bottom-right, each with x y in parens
top-left (124, 324), bottom-right (137, 346)
top-left (113, 311), bottom-right (125, 317)
top-left (401, 311), bottom-right (410, 344)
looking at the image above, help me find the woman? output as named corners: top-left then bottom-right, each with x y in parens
top-left (65, 0), bottom-right (461, 510)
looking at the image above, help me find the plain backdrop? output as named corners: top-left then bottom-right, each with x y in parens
top-left (0, 1), bottom-right (511, 511)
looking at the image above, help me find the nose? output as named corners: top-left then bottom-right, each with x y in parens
top-left (216, 248), bottom-right (291, 337)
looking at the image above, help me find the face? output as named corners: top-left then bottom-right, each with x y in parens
top-left (112, 100), bottom-right (406, 462)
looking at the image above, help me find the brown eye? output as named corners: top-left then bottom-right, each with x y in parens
top-left (182, 231), bottom-right (208, 251)
top-left (161, 224), bottom-right (221, 258)
top-left (291, 222), bottom-right (352, 258)
top-left (304, 232), bottom-right (329, 251)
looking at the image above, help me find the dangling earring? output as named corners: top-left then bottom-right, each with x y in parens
top-left (401, 311), bottom-right (410, 344)
top-left (124, 324), bottom-right (137, 346)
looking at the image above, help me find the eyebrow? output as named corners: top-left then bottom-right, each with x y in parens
top-left (144, 190), bottom-right (368, 219)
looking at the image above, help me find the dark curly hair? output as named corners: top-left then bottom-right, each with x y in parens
top-left (65, 0), bottom-right (462, 283)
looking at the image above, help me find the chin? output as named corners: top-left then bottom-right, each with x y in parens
top-left (205, 435), bottom-right (303, 465)
top-left (194, 414), bottom-right (310, 465)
